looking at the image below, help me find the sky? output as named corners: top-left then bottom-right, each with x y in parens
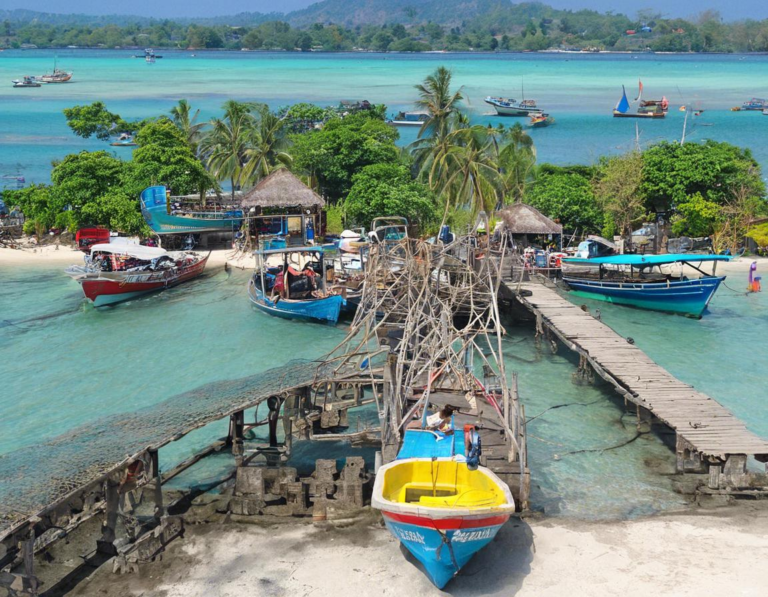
top-left (2, 0), bottom-right (766, 21)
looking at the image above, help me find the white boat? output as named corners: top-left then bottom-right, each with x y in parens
top-left (390, 111), bottom-right (429, 126)
top-left (484, 97), bottom-right (542, 116)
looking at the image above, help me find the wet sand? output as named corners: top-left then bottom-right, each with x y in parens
top-left (65, 507), bottom-right (768, 597)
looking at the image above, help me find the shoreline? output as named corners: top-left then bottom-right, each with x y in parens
top-left (59, 504), bottom-right (768, 597)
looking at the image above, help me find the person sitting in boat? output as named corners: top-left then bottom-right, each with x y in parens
top-left (425, 405), bottom-right (456, 435)
top-left (271, 270), bottom-right (285, 302)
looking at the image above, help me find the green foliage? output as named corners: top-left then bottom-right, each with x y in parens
top-left (641, 141), bottom-right (765, 213)
top-left (747, 223), bottom-right (768, 248)
top-left (324, 204), bottom-right (345, 235)
top-left (344, 163), bottom-right (438, 229)
top-left (594, 151), bottom-right (645, 239)
top-left (291, 111), bottom-right (400, 201)
top-left (63, 102), bottom-right (135, 141)
top-left (79, 191), bottom-right (150, 236)
top-left (670, 193), bottom-right (723, 237)
top-left (3, 184), bottom-right (59, 238)
top-left (51, 151), bottom-right (126, 210)
top-left (525, 169), bottom-right (604, 233)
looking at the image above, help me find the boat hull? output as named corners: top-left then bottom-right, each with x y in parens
top-left (381, 511), bottom-right (510, 588)
top-left (563, 275), bottom-right (725, 317)
top-left (613, 111), bottom-right (666, 118)
top-left (140, 186), bottom-right (243, 234)
top-left (247, 279), bottom-right (344, 324)
top-left (71, 255), bottom-right (208, 307)
top-left (486, 103), bottom-right (542, 116)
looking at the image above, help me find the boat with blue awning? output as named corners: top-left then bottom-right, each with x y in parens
top-left (561, 253), bottom-right (730, 318)
top-left (140, 185), bottom-right (244, 234)
top-left (247, 246), bottom-right (345, 324)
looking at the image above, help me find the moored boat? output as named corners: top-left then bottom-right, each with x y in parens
top-left (372, 427), bottom-right (515, 588)
top-left (529, 113), bottom-right (554, 127)
top-left (613, 84), bottom-right (667, 118)
top-left (66, 242), bottom-right (209, 307)
top-left (247, 247), bottom-right (345, 324)
top-left (37, 57), bottom-right (73, 83)
top-left (140, 185), bottom-right (243, 234)
top-left (561, 254), bottom-right (730, 317)
top-left (484, 96), bottom-right (542, 116)
top-left (12, 76), bottom-right (41, 88)
top-left (742, 98), bottom-right (766, 111)
top-left (390, 111), bottom-right (429, 126)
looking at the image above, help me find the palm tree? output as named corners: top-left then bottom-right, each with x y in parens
top-left (170, 99), bottom-right (204, 153)
top-left (414, 66), bottom-right (465, 141)
top-left (241, 105), bottom-right (293, 184)
top-left (199, 100), bottom-right (256, 200)
top-left (497, 123), bottom-right (536, 205)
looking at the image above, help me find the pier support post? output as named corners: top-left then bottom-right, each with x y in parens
top-left (149, 449), bottom-right (164, 522)
top-left (229, 410), bottom-right (245, 463)
top-left (636, 405), bottom-right (653, 433)
top-left (97, 476), bottom-right (121, 555)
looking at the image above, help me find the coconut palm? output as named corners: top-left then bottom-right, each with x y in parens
top-left (170, 99), bottom-right (204, 153)
top-left (241, 105), bottom-right (293, 184)
top-left (498, 123), bottom-right (536, 205)
top-left (414, 66), bottom-right (465, 141)
top-left (199, 101), bottom-right (256, 200)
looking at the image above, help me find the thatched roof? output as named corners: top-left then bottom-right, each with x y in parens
top-left (239, 169), bottom-right (325, 210)
top-left (497, 203), bottom-right (563, 235)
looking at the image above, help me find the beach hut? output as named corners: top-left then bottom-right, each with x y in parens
top-left (239, 169), bottom-right (326, 247)
top-left (497, 202), bottom-right (562, 249)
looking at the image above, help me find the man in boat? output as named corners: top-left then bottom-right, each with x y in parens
top-left (425, 405), bottom-right (457, 435)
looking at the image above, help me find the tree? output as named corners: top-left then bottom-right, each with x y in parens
top-left (63, 102), bottom-right (135, 141)
top-left (290, 111), bottom-right (400, 200)
top-left (497, 123), bottom-right (536, 203)
top-left (3, 184), bottom-right (59, 238)
top-left (241, 104), bottom-right (293, 184)
top-left (345, 163), bottom-right (438, 228)
top-left (51, 151), bottom-right (127, 211)
top-left (670, 193), bottom-right (722, 237)
top-left (414, 66), bottom-right (464, 141)
top-left (526, 169), bottom-right (604, 233)
top-left (169, 99), bottom-right (204, 153)
top-left (78, 191), bottom-right (150, 236)
top-left (594, 151), bottom-right (646, 241)
top-left (200, 100), bottom-right (256, 199)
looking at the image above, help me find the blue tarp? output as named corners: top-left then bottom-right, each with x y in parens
top-left (397, 428), bottom-right (465, 460)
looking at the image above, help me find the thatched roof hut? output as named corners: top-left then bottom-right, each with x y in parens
top-left (239, 169), bottom-right (325, 211)
top-left (497, 203), bottom-right (562, 236)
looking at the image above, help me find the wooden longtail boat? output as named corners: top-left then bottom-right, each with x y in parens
top-left (372, 428), bottom-right (515, 588)
top-left (66, 242), bottom-right (209, 307)
top-left (140, 185), bottom-right (243, 234)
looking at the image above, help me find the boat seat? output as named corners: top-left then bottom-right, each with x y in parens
top-left (419, 488), bottom-right (498, 508)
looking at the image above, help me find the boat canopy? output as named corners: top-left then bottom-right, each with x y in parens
top-left (89, 243), bottom-right (167, 260)
top-left (563, 254), bottom-right (731, 266)
top-left (253, 246), bottom-right (324, 256)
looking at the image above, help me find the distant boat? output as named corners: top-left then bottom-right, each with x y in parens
top-left (763, 108), bottom-right (768, 116)
top-left (12, 76), bottom-right (41, 88)
top-left (140, 185), bottom-right (244, 234)
top-left (613, 84), bottom-right (667, 118)
top-left (529, 113), bottom-right (554, 128)
top-left (248, 247), bottom-right (345, 324)
top-left (37, 58), bottom-right (72, 83)
top-left (110, 134), bottom-right (137, 147)
top-left (146, 54), bottom-right (156, 64)
top-left (390, 111), bottom-right (429, 126)
top-left (561, 253), bottom-right (730, 318)
top-left (741, 98), bottom-right (766, 111)
top-left (372, 427), bottom-right (515, 588)
top-left (135, 48), bottom-right (163, 59)
top-left (66, 241), bottom-right (209, 307)
top-left (484, 96), bottom-right (542, 116)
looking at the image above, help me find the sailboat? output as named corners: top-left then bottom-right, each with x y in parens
top-left (613, 82), bottom-right (667, 118)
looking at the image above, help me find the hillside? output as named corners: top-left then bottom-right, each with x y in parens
top-left (288, 0), bottom-right (505, 27)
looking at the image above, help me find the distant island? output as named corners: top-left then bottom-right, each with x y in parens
top-left (2, 1), bottom-right (768, 53)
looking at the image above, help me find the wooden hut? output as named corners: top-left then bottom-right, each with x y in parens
top-left (239, 169), bottom-right (326, 246)
top-left (497, 202), bottom-right (562, 249)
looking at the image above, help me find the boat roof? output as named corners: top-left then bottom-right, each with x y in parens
top-left (563, 254), bottom-right (731, 266)
top-left (253, 246), bottom-right (324, 255)
top-left (89, 243), bottom-right (167, 259)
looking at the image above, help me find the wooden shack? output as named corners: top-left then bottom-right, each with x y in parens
top-left (497, 202), bottom-right (563, 249)
top-left (239, 169), bottom-right (325, 246)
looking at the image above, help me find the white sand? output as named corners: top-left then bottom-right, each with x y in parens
top-left (69, 508), bottom-right (768, 597)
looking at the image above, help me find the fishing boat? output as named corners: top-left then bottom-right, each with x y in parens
top-left (484, 96), bottom-right (542, 116)
top-left (372, 426), bottom-right (515, 588)
top-left (613, 84), bottom-right (667, 118)
top-left (37, 58), bottom-right (73, 83)
top-left (12, 76), bottom-right (41, 88)
top-left (390, 111), bottom-right (429, 126)
top-left (248, 247), bottom-right (345, 324)
top-left (741, 98), bottom-right (766, 111)
top-left (66, 241), bottom-right (209, 307)
top-left (110, 134), bottom-right (137, 147)
top-left (529, 113), bottom-right (554, 128)
top-left (561, 254), bottom-right (730, 317)
top-left (140, 185), bottom-right (244, 234)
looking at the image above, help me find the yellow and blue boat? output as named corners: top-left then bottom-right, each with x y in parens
top-left (140, 185), bottom-right (243, 234)
top-left (562, 254), bottom-right (730, 318)
top-left (372, 427), bottom-right (515, 588)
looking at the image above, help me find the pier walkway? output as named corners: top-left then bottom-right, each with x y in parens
top-left (504, 277), bottom-right (768, 489)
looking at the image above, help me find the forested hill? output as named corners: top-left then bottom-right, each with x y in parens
top-left (287, 0), bottom-right (504, 27)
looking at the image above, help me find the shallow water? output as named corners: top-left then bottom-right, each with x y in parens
top-left (2, 263), bottom-right (765, 519)
top-left (2, 50), bottom-right (768, 186)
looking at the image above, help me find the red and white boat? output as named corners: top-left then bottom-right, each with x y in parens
top-left (66, 242), bottom-right (209, 307)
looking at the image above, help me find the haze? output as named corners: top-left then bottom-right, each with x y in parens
top-left (3, 0), bottom-right (765, 21)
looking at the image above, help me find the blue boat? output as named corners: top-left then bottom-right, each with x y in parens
top-left (140, 186), bottom-right (243, 234)
top-left (372, 426), bottom-right (515, 588)
top-left (247, 247), bottom-right (345, 324)
top-left (562, 254), bottom-right (730, 318)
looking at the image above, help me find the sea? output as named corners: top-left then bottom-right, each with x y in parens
top-left (1, 49), bottom-right (767, 520)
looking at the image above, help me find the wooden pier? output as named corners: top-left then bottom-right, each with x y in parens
top-left (504, 275), bottom-right (768, 492)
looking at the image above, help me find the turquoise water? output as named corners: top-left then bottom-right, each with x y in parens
top-left (2, 50), bottom-right (768, 185)
top-left (1, 262), bottom-right (765, 519)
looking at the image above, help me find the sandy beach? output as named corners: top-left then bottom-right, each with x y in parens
top-left (62, 507), bottom-right (768, 597)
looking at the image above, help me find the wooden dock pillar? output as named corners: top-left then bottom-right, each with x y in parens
top-left (636, 404), bottom-right (653, 433)
top-left (97, 475), bottom-right (121, 555)
top-left (149, 449), bottom-right (164, 521)
top-left (228, 410), bottom-right (245, 462)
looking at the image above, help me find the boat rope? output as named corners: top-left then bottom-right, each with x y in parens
top-left (433, 527), bottom-right (460, 574)
top-left (720, 280), bottom-right (752, 295)
top-left (526, 397), bottom-right (604, 424)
